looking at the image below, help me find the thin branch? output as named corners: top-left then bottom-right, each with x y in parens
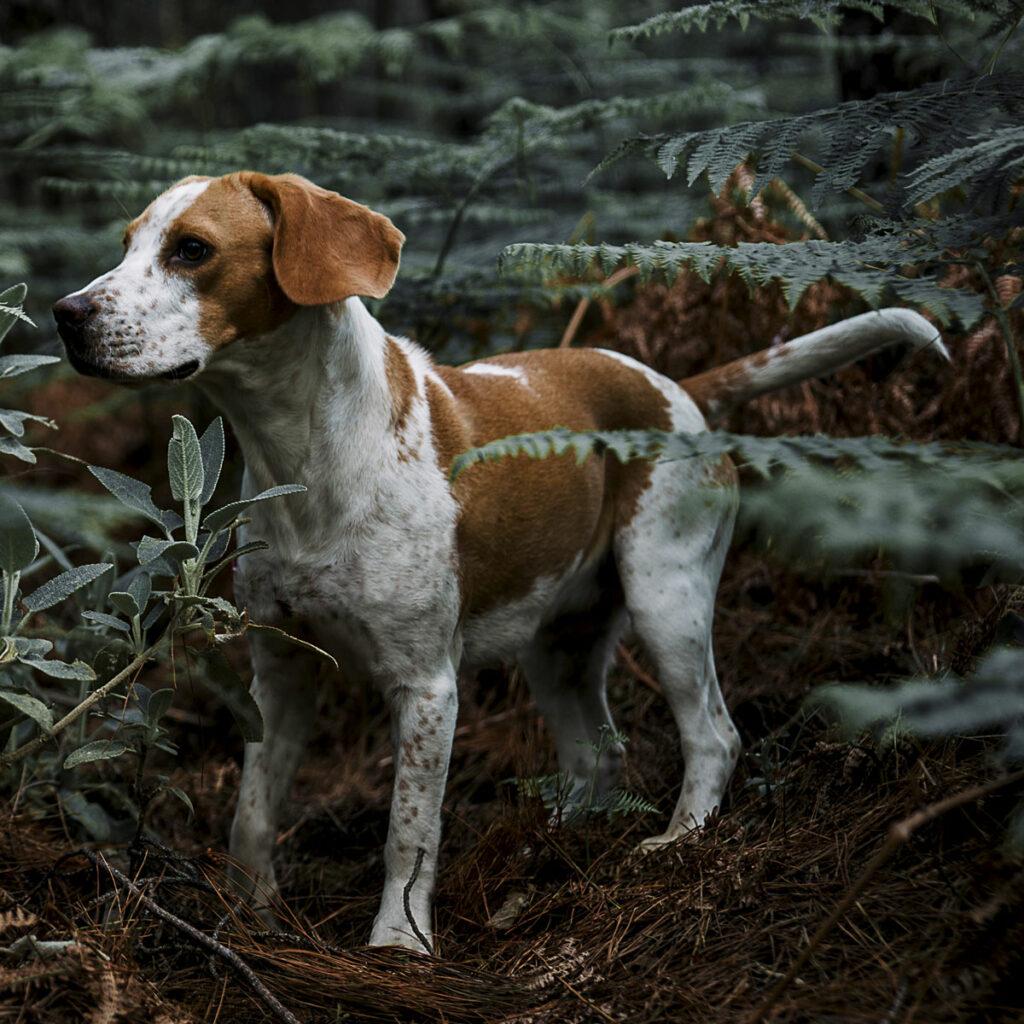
top-left (431, 157), bottom-right (506, 279)
top-left (403, 847), bottom-right (433, 954)
top-left (745, 766), bottom-right (1024, 1023)
top-left (975, 260), bottom-right (1024, 444)
top-left (77, 851), bottom-right (299, 1024)
top-left (0, 640), bottom-right (162, 768)
top-left (559, 266), bottom-right (638, 348)
top-left (791, 151), bottom-right (885, 215)
top-left (986, 12), bottom-right (1023, 74)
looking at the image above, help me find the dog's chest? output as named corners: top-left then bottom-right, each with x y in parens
top-left (236, 476), bottom-right (462, 682)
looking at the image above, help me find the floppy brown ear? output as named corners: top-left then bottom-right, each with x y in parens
top-left (240, 172), bottom-right (404, 305)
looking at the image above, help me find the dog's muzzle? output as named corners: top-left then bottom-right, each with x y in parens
top-left (52, 293), bottom-right (96, 355)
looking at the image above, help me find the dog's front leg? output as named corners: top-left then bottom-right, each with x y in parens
top-left (229, 642), bottom-right (319, 917)
top-left (370, 666), bottom-right (458, 952)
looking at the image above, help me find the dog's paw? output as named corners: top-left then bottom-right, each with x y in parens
top-left (369, 919), bottom-right (433, 954)
top-left (631, 827), bottom-right (700, 858)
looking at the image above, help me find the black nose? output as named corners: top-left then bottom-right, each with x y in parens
top-left (53, 293), bottom-right (96, 330)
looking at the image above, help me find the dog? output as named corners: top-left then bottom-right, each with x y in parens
top-left (53, 171), bottom-right (947, 951)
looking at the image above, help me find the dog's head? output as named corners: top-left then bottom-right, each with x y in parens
top-left (52, 172), bottom-right (405, 383)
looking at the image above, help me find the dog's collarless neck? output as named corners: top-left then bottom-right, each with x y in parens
top-left (198, 297), bottom-right (395, 528)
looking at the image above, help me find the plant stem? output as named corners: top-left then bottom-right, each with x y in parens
top-left (0, 640), bottom-right (162, 768)
top-left (431, 153), bottom-right (508, 279)
top-left (790, 151), bottom-right (885, 215)
top-left (976, 260), bottom-right (1024, 444)
top-left (987, 13), bottom-right (1022, 74)
top-left (1, 570), bottom-right (18, 636)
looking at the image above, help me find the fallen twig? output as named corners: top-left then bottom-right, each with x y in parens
top-left (404, 847), bottom-right (432, 955)
top-left (74, 851), bottom-right (300, 1024)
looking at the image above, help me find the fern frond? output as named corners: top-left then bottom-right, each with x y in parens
top-left (594, 789), bottom-right (660, 820)
top-left (908, 125), bottom-right (1024, 205)
top-left (451, 428), bottom-right (1018, 482)
top-left (453, 428), bottom-right (1024, 574)
top-left (609, 0), bottom-right (996, 43)
top-left (594, 74), bottom-right (1024, 206)
top-left (500, 238), bottom-right (985, 326)
top-left (488, 80), bottom-right (764, 137)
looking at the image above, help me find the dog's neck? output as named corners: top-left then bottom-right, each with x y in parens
top-left (198, 297), bottom-right (394, 536)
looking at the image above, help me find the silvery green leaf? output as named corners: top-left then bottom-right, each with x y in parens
top-left (809, 682), bottom-right (909, 736)
top-left (58, 790), bottom-right (113, 839)
top-left (165, 786), bottom-right (195, 820)
top-left (89, 466), bottom-right (168, 530)
top-left (21, 657), bottom-right (96, 682)
top-left (168, 415), bottom-right (204, 503)
top-left (202, 484), bottom-right (307, 533)
top-left (64, 739), bottom-right (130, 769)
top-left (203, 539), bottom-right (270, 583)
top-left (34, 528), bottom-right (74, 574)
top-left (133, 682), bottom-right (152, 714)
top-left (0, 283), bottom-right (28, 345)
top-left (0, 690), bottom-right (52, 731)
top-left (22, 563), bottom-right (112, 612)
top-left (0, 436), bottom-right (36, 463)
top-left (81, 610), bottom-right (130, 634)
top-left (200, 529), bottom-right (231, 565)
top-left (160, 510), bottom-right (184, 532)
top-left (228, 540), bottom-right (270, 561)
top-left (136, 535), bottom-right (199, 565)
top-left (127, 572), bottom-right (151, 613)
top-left (0, 490), bottom-right (39, 572)
top-left (199, 418), bottom-right (225, 506)
top-left (198, 647), bottom-right (262, 742)
top-left (58, 789), bottom-right (113, 840)
top-left (108, 591), bottom-right (139, 619)
top-left (0, 354), bottom-right (58, 379)
top-left (0, 409), bottom-right (55, 437)
top-left (142, 556), bottom-right (176, 578)
top-left (141, 600), bottom-right (167, 631)
top-left (13, 637), bottom-right (52, 657)
top-left (206, 595), bottom-right (239, 617)
top-left (146, 687), bottom-right (173, 729)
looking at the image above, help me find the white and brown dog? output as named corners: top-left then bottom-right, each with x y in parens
top-left (54, 172), bottom-right (946, 951)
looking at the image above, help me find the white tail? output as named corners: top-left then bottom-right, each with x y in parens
top-left (681, 308), bottom-right (949, 415)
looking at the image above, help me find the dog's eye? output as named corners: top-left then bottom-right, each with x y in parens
top-left (175, 238), bottom-right (209, 263)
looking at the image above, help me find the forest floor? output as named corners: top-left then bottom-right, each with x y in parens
top-left (3, 204), bottom-right (1024, 1022)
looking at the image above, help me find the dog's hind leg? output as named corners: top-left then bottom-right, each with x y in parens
top-left (615, 456), bottom-right (741, 849)
top-left (229, 642), bottom-right (319, 917)
top-left (518, 591), bottom-right (629, 815)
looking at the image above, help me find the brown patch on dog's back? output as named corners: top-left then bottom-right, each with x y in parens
top-left (427, 348), bottom-right (673, 616)
top-left (384, 337), bottom-right (416, 434)
top-left (165, 174), bottom-right (296, 349)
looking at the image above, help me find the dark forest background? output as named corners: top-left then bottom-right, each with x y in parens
top-left (2, 2), bottom-right (1024, 1021)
